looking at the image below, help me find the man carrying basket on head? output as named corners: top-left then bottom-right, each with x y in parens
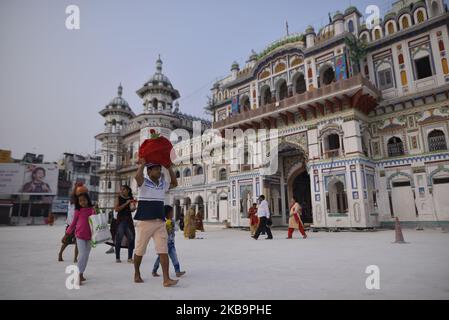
top-left (133, 129), bottom-right (179, 287)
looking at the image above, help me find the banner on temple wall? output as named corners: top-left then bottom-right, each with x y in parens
top-left (335, 54), bottom-right (348, 81)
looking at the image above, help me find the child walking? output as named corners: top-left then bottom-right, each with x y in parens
top-left (58, 189), bottom-right (78, 262)
top-left (152, 205), bottom-right (186, 278)
top-left (64, 193), bottom-right (95, 285)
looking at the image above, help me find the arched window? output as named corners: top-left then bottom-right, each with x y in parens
top-left (348, 20), bottom-right (355, 33)
top-left (219, 168), bottom-right (227, 181)
top-left (152, 98), bottom-right (158, 109)
top-left (277, 80), bottom-right (288, 101)
top-left (294, 74), bottom-right (307, 94)
top-left (261, 86), bottom-right (272, 105)
top-left (428, 130), bottom-right (447, 151)
top-left (320, 66), bottom-right (335, 87)
top-left (431, 1), bottom-right (441, 17)
top-left (387, 137), bottom-right (405, 157)
top-left (387, 22), bottom-right (395, 35)
top-left (416, 10), bottom-right (425, 23)
top-left (401, 16), bottom-right (410, 29)
top-left (184, 168), bottom-right (192, 177)
top-left (241, 96), bottom-right (250, 112)
top-left (175, 170), bottom-right (181, 179)
top-left (196, 166), bottom-right (204, 175)
top-left (374, 29), bottom-right (381, 40)
top-left (324, 133), bottom-right (341, 158)
top-left (326, 180), bottom-right (348, 214)
top-left (376, 62), bottom-right (394, 90)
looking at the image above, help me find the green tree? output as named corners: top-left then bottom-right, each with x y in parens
top-left (345, 34), bottom-right (368, 75)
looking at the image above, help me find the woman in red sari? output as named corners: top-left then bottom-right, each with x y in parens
top-left (247, 203), bottom-right (259, 236)
top-left (288, 196), bottom-right (307, 239)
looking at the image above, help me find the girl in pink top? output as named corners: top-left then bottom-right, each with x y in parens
top-left (65, 193), bottom-right (95, 285)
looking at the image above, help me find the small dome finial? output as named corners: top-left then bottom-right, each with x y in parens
top-left (156, 55), bottom-right (163, 73)
top-left (118, 83), bottom-right (123, 97)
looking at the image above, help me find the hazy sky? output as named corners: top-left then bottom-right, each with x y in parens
top-left (0, 0), bottom-right (419, 162)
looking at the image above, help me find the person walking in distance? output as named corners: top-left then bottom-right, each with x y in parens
top-left (248, 203), bottom-right (259, 237)
top-left (133, 159), bottom-right (179, 287)
top-left (287, 196), bottom-right (307, 239)
top-left (252, 195), bottom-right (273, 240)
top-left (114, 185), bottom-right (136, 263)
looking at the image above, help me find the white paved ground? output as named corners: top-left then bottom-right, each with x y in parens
top-left (0, 224), bottom-right (448, 300)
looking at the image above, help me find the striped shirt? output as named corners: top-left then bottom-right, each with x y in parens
top-left (134, 176), bottom-right (170, 221)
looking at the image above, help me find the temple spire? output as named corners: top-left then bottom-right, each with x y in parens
top-left (118, 83), bottom-right (123, 97)
top-left (156, 55), bottom-right (163, 73)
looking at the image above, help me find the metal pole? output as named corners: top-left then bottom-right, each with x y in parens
top-left (17, 160), bottom-right (27, 225)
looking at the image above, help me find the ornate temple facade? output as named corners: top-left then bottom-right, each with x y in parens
top-left (206, 0), bottom-right (449, 228)
top-left (97, 0), bottom-right (449, 229)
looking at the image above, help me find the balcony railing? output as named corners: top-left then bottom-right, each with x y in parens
top-left (387, 143), bottom-right (405, 158)
top-left (324, 149), bottom-right (341, 159)
top-left (191, 174), bottom-right (205, 186)
top-left (429, 136), bottom-right (448, 152)
top-left (183, 177), bottom-right (192, 186)
top-left (213, 74), bottom-right (381, 129)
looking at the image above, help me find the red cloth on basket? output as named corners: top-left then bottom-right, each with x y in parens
top-left (138, 130), bottom-right (175, 168)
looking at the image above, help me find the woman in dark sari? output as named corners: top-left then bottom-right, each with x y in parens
top-left (112, 185), bottom-right (136, 263)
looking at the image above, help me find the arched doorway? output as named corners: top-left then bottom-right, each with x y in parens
top-left (327, 179), bottom-right (348, 214)
top-left (291, 171), bottom-right (313, 224)
top-left (195, 196), bottom-right (204, 215)
top-left (283, 143), bottom-right (312, 225)
top-left (391, 178), bottom-right (416, 220)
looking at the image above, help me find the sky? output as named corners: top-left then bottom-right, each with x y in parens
top-left (0, 0), bottom-right (426, 162)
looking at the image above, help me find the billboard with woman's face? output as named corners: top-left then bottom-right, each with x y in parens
top-left (0, 163), bottom-right (58, 195)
